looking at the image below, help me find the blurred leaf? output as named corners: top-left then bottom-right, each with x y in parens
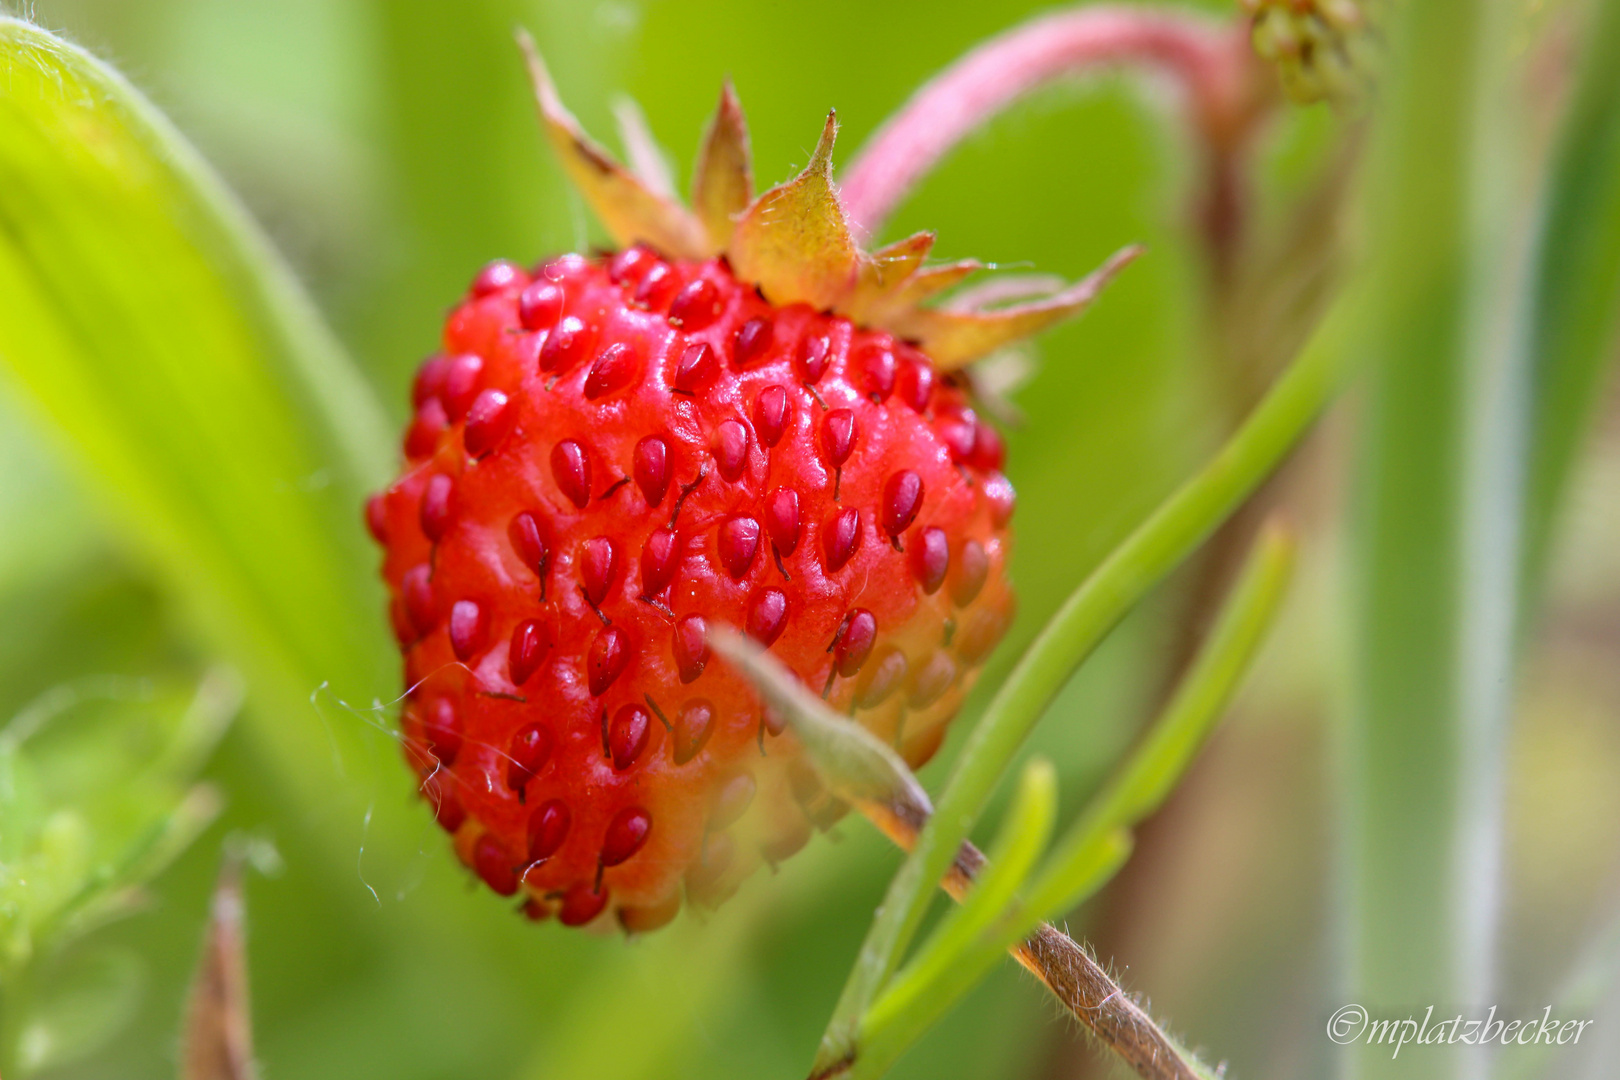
top-left (0, 17), bottom-right (394, 815)
top-left (0, 671), bottom-right (238, 972)
top-left (1522, 0), bottom-right (1620, 585)
top-left (13, 947), bottom-right (144, 1074)
top-left (181, 863), bottom-right (257, 1080)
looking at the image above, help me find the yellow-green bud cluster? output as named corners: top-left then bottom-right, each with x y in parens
top-left (1244, 0), bottom-right (1384, 108)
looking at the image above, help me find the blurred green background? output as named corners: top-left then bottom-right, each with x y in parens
top-left (1, 1), bottom-right (1617, 1079)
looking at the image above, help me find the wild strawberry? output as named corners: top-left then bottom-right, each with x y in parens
top-left (366, 37), bottom-right (1134, 931)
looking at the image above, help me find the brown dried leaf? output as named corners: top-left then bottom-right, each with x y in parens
top-left (517, 31), bottom-right (708, 259)
top-left (181, 862), bottom-right (257, 1080)
top-left (727, 111), bottom-right (860, 309)
top-left (690, 80), bottom-right (753, 253)
top-left (893, 245), bottom-right (1143, 368)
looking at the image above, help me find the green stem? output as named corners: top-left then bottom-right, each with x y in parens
top-left (815, 292), bottom-right (1352, 1071)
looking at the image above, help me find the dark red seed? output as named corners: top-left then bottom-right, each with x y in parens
top-left (970, 419), bottom-right (1006, 472)
top-left (473, 834), bottom-right (520, 896)
top-left (610, 705), bottom-right (652, 770)
top-left (412, 355), bottom-right (450, 408)
top-left (518, 281), bottom-right (563, 330)
top-left (506, 723), bottom-right (555, 791)
top-left (557, 882), bottom-right (609, 926)
top-left (509, 619), bottom-right (549, 685)
top-left (389, 597), bottom-right (414, 646)
top-left (588, 626), bottom-right (630, 696)
top-left (584, 343), bottom-right (636, 400)
top-left (797, 331), bottom-right (832, 382)
top-left (835, 609), bottom-right (877, 677)
top-left (668, 278), bottom-right (722, 330)
top-left (463, 389), bottom-right (514, 458)
top-left (881, 470), bottom-right (925, 539)
top-left (673, 699), bottom-right (715, 764)
top-left (551, 439), bottom-right (592, 507)
top-left (710, 772), bottom-right (756, 829)
top-left (734, 316), bottom-right (773, 367)
top-left (420, 475), bottom-right (454, 541)
top-left (715, 419), bottom-right (750, 482)
top-left (448, 600), bottom-right (487, 661)
top-left (983, 474), bottom-right (1016, 528)
top-left (527, 798), bottom-right (571, 861)
top-left (952, 540), bottom-right (990, 606)
top-left (753, 385), bottom-right (791, 448)
top-left (896, 354), bottom-right (935, 412)
top-left (641, 528), bottom-right (679, 596)
top-left (821, 409), bottom-right (857, 467)
top-left (601, 807), bottom-right (652, 866)
top-left (608, 245), bottom-right (654, 285)
top-left (633, 435), bottom-right (671, 505)
top-left (673, 341), bottom-right (718, 393)
top-left (940, 411), bottom-right (978, 463)
top-left (764, 488), bottom-right (801, 556)
top-left (633, 262), bottom-right (676, 309)
top-left (912, 527), bottom-right (950, 594)
top-left (421, 773), bottom-right (465, 832)
top-left (442, 354), bottom-right (484, 421)
top-left (405, 398), bottom-right (448, 459)
top-left (472, 259), bottom-right (524, 297)
top-left (718, 516), bottom-right (761, 579)
top-left (539, 315), bottom-right (588, 372)
top-left (580, 537), bottom-right (618, 606)
top-left (508, 512), bottom-right (550, 577)
top-left (365, 494), bottom-right (389, 544)
top-left (746, 588), bottom-right (788, 646)
top-left (421, 697), bottom-right (462, 764)
top-left (857, 343), bottom-right (897, 400)
top-left (403, 563), bottom-right (437, 633)
top-left (674, 615), bottom-right (708, 683)
top-left (823, 508), bottom-right (862, 572)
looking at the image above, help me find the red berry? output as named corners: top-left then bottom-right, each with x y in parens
top-left (373, 252), bottom-right (1013, 928)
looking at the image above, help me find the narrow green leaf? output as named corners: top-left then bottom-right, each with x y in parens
top-left (1522, 0), bottom-right (1620, 585)
top-left (861, 759), bottom-right (1056, 1043)
top-left (708, 627), bottom-right (929, 815)
top-left (1023, 521), bottom-right (1295, 921)
top-left (0, 18), bottom-right (394, 819)
top-left (817, 293), bottom-right (1350, 1068)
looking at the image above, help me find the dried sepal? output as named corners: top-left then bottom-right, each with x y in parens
top-left (843, 231), bottom-right (936, 323)
top-left (893, 245), bottom-right (1143, 368)
top-left (517, 32), bottom-right (708, 259)
top-left (690, 80), bottom-right (753, 253)
top-left (611, 97), bottom-right (677, 199)
top-left (727, 111), bottom-right (860, 309)
top-left (181, 862), bottom-right (257, 1080)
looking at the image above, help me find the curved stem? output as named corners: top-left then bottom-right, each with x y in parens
top-left (839, 5), bottom-right (1266, 239)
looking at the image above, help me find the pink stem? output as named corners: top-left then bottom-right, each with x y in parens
top-left (839, 5), bottom-right (1259, 238)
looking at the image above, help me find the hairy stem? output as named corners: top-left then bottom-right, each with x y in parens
top-left (831, 797), bottom-right (1211, 1080)
top-left (839, 5), bottom-right (1268, 240)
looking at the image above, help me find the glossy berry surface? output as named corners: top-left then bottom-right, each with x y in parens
top-left (369, 248), bottom-right (1016, 930)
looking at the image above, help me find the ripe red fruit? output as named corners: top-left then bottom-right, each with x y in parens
top-left (372, 247), bottom-right (1015, 928)
top-left (366, 45), bottom-right (1133, 931)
